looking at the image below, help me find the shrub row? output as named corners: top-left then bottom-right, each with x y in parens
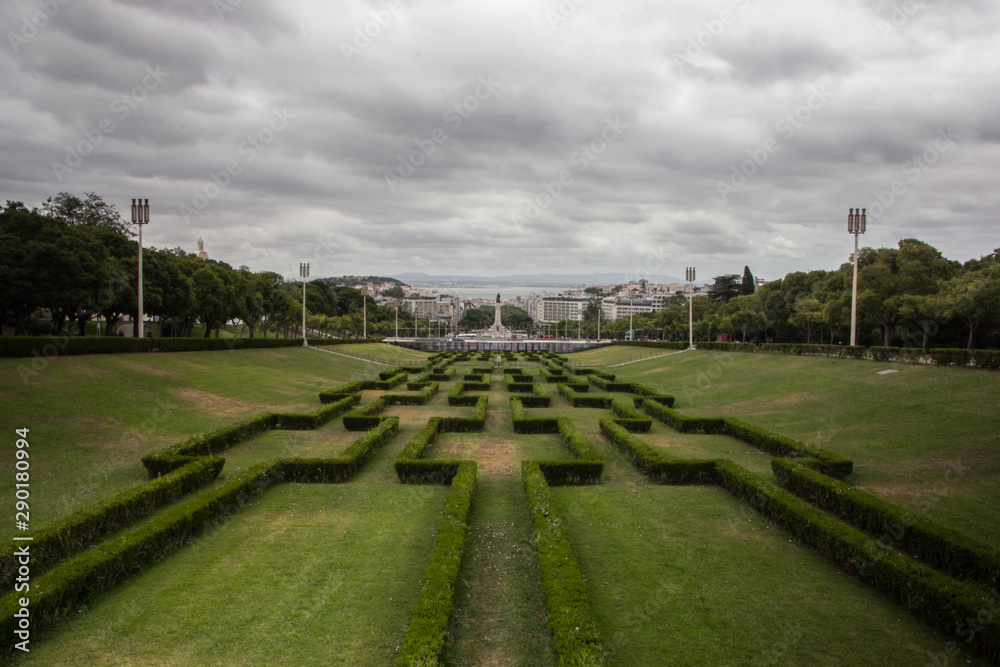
top-left (510, 398), bottom-right (559, 434)
top-left (367, 372), bottom-right (408, 390)
top-left (599, 419), bottom-right (718, 485)
top-left (401, 362), bottom-right (433, 373)
top-left (472, 366), bottom-right (492, 374)
top-left (438, 396), bottom-right (488, 432)
top-left (396, 461), bottom-right (478, 665)
top-left (0, 336), bottom-right (359, 359)
top-left (318, 380), bottom-right (365, 403)
top-left (142, 412), bottom-right (280, 477)
top-left (447, 382), bottom-right (489, 406)
top-left (530, 418), bottom-right (605, 486)
top-left (429, 368), bottom-right (455, 381)
top-left (716, 460), bottom-right (1000, 661)
top-left (275, 394), bottom-right (361, 430)
top-left (0, 457), bottom-right (223, 588)
top-left (540, 369), bottom-right (566, 383)
top-left (463, 373), bottom-right (486, 382)
top-left (521, 462), bottom-right (606, 666)
top-left (694, 341), bottom-right (1000, 371)
top-left (393, 418), bottom-right (464, 484)
top-left (0, 460), bottom-right (283, 657)
top-left (342, 397), bottom-right (390, 430)
top-left (384, 383), bottom-right (440, 406)
top-left (558, 383), bottom-right (611, 408)
top-left (506, 381), bottom-right (536, 393)
top-left (280, 417), bottom-right (400, 483)
top-left (609, 399), bottom-right (652, 433)
top-left (635, 399), bottom-right (853, 479)
top-left (773, 458), bottom-right (1000, 588)
top-left (378, 366), bottom-right (405, 380)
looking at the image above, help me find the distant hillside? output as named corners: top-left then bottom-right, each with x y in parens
top-left (393, 271), bottom-right (683, 286)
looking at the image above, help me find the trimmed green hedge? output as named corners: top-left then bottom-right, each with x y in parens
top-left (0, 457), bottom-right (223, 589)
top-left (141, 412), bottom-right (280, 478)
top-left (0, 460), bottom-right (283, 658)
top-left (716, 460), bottom-right (1000, 662)
top-left (319, 380), bottom-right (365, 403)
top-left (609, 399), bottom-right (652, 433)
top-left (522, 462), bottom-right (606, 666)
top-left (558, 383), bottom-right (611, 408)
top-left (510, 398), bottom-right (559, 434)
top-left (394, 418), bottom-right (465, 485)
top-left (773, 458), bottom-right (1000, 589)
top-left (342, 396), bottom-right (390, 430)
top-left (384, 383), bottom-right (440, 406)
top-left (397, 461), bottom-right (477, 665)
top-left (599, 419), bottom-right (718, 485)
top-left (635, 400), bottom-right (852, 479)
top-left (0, 336), bottom-right (360, 359)
top-left (528, 418), bottom-right (605, 485)
top-left (368, 372), bottom-right (408, 390)
top-left (506, 381), bottom-right (536, 393)
top-left (439, 396), bottom-right (488, 432)
top-left (448, 382), bottom-right (489, 406)
top-left (275, 394), bottom-right (361, 429)
top-left (280, 417), bottom-right (399, 483)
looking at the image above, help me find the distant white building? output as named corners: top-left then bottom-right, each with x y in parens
top-left (602, 297), bottom-right (657, 322)
top-left (526, 294), bottom-right (592, 323)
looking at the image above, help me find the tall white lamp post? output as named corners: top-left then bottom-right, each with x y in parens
top-left (848, 208), bottom-right (867, 346)
top-left (299, 263), bottom-right (309, 346)
top-left (686, 266), bottom-right (696, 349)
top-left (362, 286), bottom-right (367, 340)
top-left (131, 199), bottom-right (149, 338)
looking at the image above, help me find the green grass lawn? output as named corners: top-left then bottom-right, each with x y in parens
top-left (0, 344), bottom-right (426, 541)
top-left (607, 349), bottom-right (1000, 547)
top-left (553, 484), bottom-right (990, 666)
top-left (563, 344), bottom-right (681, 366)
top-left (2, 345), bottom-right (998, 664)
top-left (10, 483), bottom-right (448, 666)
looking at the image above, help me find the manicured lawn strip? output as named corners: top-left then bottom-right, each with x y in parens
top-left (522, 462), bottom-right (605, 666)
top-left (11, 484), bottom-right (447, 666)
top-left (552, 484), bottom-right (989, 666)
top-left (0, 459), bottom-right (284, 658)
top-left (612, 349), bottom-right (1000, 545)
top-left (142, 394), bottom-right (362, 476)
top-left (636, 398), bottom-right (852, 478)
top-left (773, 458), bottom-right (1000, 590)
top-left (0, 457), bottom-right (223, 589)
top-left (716, 460), bottom-right (1000, 662)
top-left (397, 461), bottom-right (478, 666)
top-left (599, 419), bottom-right (717, 485)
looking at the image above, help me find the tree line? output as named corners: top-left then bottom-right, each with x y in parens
top-left (0, 194), bottom-right (432, 339)
top-left (641, 240), bottom-right (999, 349)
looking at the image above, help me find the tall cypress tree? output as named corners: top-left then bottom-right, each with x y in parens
top-left (741, 265), bottom-right (755, 295)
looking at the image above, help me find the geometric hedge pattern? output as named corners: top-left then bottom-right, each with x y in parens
top-left (2, 349), bottom-right (998, 664)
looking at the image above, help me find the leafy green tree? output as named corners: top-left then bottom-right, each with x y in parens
top-left (39, 192), bottom-right (133, 237)
top-left (192, 263), bottom-right (235, 337)
top-left (709, 274), bottom-right (741, 304)
top-left (741, 266), bottom-right (755, 295)
top-left (943, 254), bottom-right (1000, 349)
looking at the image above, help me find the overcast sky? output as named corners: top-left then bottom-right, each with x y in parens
top-left (2, 0), bottom-right (997, 282)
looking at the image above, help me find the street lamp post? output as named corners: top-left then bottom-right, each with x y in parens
top-left (848, 208), bottom-right (867, 346)
top-left (299, 263), bottom-right (309, 346)
top-left (362, 287), bottom-right (367, 340)
top-left (131, 199), bottom-right (149, 338)
top-left (629, 296), bottom-right (634, 341)
top-left (395, 301), bottom-right (399, 339)
top-left (686, 267), bottom-right (696, 349)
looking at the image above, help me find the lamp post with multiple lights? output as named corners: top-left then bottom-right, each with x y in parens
top-left (299, 263), bottom-right (309, 346)
top-left (686, 266), bottom-right (696, 349)
top-left (131, 199), bottom-right (149, 338)
top-left (848, 208), bottom-right (867, 346)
